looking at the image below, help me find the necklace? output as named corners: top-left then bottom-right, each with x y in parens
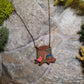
top-left (13, 0), bottom-right (56, 66)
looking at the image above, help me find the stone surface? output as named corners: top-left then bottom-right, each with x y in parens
top-left (37, 37), bottom-right (84, 84)
top-left (2, 54), bottom-right (20, 64)
top-left (0, 0), bottom-right (84, 84)
top-left (2, 34), bottom-right (62, 84)
top-left (36, 0), bottom-right (83, 36)
top-left (36, 0), bottom-right (65, 19)
top-left (57, 8), bottom-right (82, 36)
top-left (3, 0), bottom-right (57, 51)
top-left (3, 14), bottom-right (32, 51)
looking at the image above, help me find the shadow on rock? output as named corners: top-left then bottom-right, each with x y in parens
top-left (76, 57), bottom-right (84, 75)
top-left (0, 64), bottom-right (21, 84)
top-left (81, 61), bottom-right (84, 74)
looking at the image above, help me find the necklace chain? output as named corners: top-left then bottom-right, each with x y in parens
top-left (12, 0), bottom-right (51, 48)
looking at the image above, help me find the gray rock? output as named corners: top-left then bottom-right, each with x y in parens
top-left (57, 8), bottom-right (82, 36)
top-left (37, 37), bottom-right (83, 84)
top-left (36, 0), bottom-right (83, 36)
top-left (1, 0), bottom-right (84, 84)
top-left (36, 0), bottom-right (65, 19)
top-left (3, 0), bottom-right (57, 51)
top-left (2, 33), bottom-right (62, 84)
top-left (3, 14), bottom-right (32, 51)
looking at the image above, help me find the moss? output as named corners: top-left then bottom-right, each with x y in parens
top-left (0, 0), bottom-right (13, 26)
top-left (54, 0), bottom-right (66, 6)
top-left (0, 27), bottom-right (9, 51)
top-left (78, 2), bottom-right (84, 15)
top-left (77, 24), bottom-right (84, 44)
top-left (71, 0), bottom-right (81, 8)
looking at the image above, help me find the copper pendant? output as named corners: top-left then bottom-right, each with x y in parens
top-left (35, 45), bottom-right (56, 66)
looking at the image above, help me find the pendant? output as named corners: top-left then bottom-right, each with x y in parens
top-left (35, 45), bottom-right (56, 66)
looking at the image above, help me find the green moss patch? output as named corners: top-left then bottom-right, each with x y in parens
top-left (0, 0), bottom-right (13, 25)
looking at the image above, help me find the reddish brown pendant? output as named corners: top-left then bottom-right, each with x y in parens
top-left (35, 45), bottom-right (56, 66)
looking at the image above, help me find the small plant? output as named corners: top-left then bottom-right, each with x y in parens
top-left (54, 0), bottom-right (84, 15)
top-left (78, 2), bottom-right (84, 15)
top-left (77, 24), bottom-right (84, 44)
top-left (0, 27), bottom-right (9, 51)
top-left (0, 0), bottom-right (13, 26)
top-left (77, 46), bottom-right (84, 62)
top-left (54, 0), bottom-right (66, 6)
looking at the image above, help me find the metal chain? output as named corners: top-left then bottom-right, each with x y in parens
top-left (48, 0), bottom-right (51, 48)
top-left (13, 8), bottom-right (36, 48)
top-left (11, 0), bottom-right (51, 48)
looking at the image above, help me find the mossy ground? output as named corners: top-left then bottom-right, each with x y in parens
top-left (0, 0), bottom-right (13, 26)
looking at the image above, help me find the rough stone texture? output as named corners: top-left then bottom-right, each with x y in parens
top-left (2, 54), bottom-right (20, 64)
top-left (57, 8), bottom-right (82, 36)
top-left (36, 0), bottom-right (82, 36)
top-left (0, 0), bottom-right (84, 84)
top-left (37, 37), bottom-right (84, 84)
top-left (3, 14), bottom-right (32, 51)
top-left (36, 0), bottom-right (65, 19)
top-left (3, 0), bottom-right (57, 51)
top-left (2, 33), bottom-right (62, 84)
